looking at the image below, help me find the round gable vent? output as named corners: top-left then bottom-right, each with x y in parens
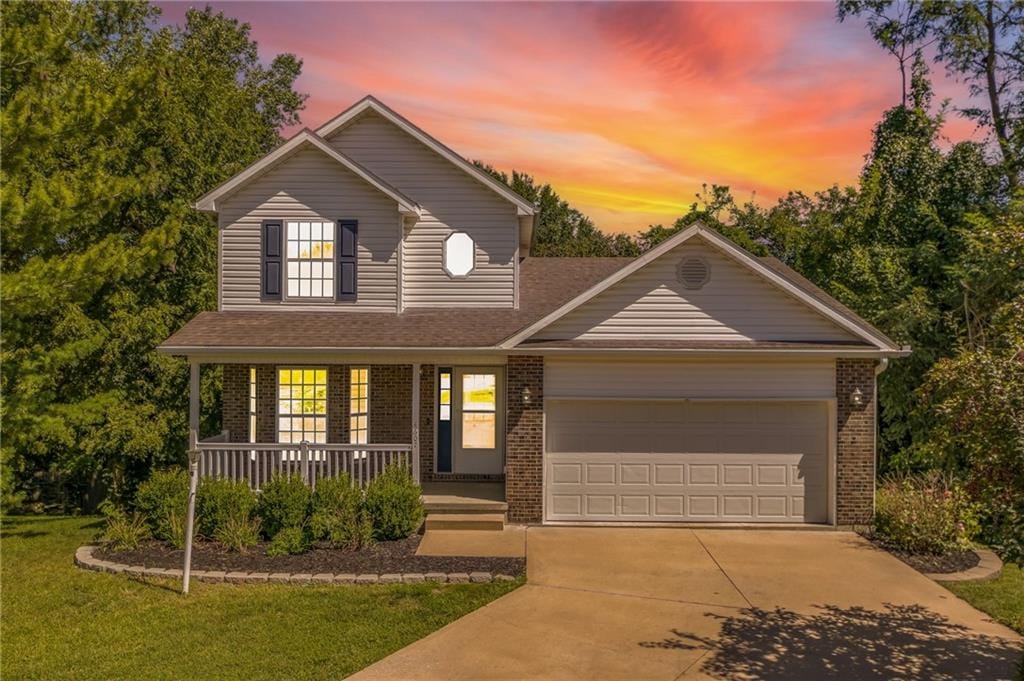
top-left (677, 256), bottom-right (710, 289)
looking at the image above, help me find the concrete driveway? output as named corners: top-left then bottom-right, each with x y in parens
top-left (351, 528), bottom-right (1022, 680)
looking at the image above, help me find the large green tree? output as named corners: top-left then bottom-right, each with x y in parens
top-left (1, 1), bottom-right (305, 509)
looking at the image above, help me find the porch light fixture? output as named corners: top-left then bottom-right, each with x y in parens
top-left (521, 385), bottom-right (533, 405)
top-left (850, 387), bottom-right (865, 407)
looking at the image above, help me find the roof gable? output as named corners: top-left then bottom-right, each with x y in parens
top-left (316, 96), bottom-right (535, 219)
top-left (194, 129), bottom-right (420, 216)
top-left (502, 225), bottom-right (900, 351)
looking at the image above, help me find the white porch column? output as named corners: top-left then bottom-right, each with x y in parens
top-left (182, 360), bottom-right (201, 595)
top-left (411, 363), bottom-right (421, 483)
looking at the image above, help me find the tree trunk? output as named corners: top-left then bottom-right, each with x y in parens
top-left (984, 1), bottom-right (1015, 185)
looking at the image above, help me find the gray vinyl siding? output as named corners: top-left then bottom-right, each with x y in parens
top-left (324, 111), bottom-right (517, 308)
top-left (535, 241), bottom-right (860, 342)
top-left (545, 358), bottom-right (836, 399)
top-left (218, 148), bottom-right (400, 311)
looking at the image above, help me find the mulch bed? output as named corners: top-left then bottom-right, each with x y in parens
top-left (863, 536), bottom-right (981, 574)
top-left (97, 535), bottom-right (525, 576)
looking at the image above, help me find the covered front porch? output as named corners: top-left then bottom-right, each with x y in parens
top-left (186, 360), bottom-right (511, 492)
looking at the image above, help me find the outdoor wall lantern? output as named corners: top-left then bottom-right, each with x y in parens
top-left (522, 386), bottom-right (533, 405)
top-left (850, 387), bottom-right (865, 407)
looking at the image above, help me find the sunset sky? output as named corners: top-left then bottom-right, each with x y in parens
top-left (159, 2), bottom-right (979, 233)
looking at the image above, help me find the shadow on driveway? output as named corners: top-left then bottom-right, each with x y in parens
top-left (640, 602), bottom-right (1022, 680)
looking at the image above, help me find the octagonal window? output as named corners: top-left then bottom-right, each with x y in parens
top-left (443, 232), bottom-right (475, 277)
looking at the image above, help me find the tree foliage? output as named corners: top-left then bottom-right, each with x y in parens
top-left (0, 1), bottom-right (305, 509)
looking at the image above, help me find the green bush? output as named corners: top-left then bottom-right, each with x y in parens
top-left (257, 474), bottom-right (310, 537)
top-left (266, 526), bottom-right (309, 556)
top-left (214, 515), bottom-right (262, 552)
top-left (873, 472), bottom-right (981, 555)
top-left (135, 469), bottom-right (189, 548)
top-left (364, 464), bottom-right (423, 541)
top-left (100, 502), bottom-right (150, 551)
top-left (309, 475), bottom-right (373, 549)
top-left (196, 478), bottom-right (258, 538)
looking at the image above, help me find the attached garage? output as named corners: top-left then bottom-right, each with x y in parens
top-left (543, 360), bottom-right (836, 525)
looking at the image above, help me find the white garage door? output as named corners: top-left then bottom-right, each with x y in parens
top-left (545, 400), bottom-right (830, 524)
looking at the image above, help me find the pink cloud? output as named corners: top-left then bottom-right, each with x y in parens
top-left (156, 1), bottom-right (979, 232)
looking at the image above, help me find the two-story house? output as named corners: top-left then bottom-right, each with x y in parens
top-left (160, 95), bottom-right (907, 528)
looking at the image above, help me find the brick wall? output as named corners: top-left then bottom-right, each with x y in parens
top-left (836, 358), bottom-right (877, 526)
top-left (222, 364), bottom-right (250, 443)
top-left (327, 365), bottom-right (349, 443)
top-left (419, 365), bottom-right (436, 481)
top-left (255, 365), bottom-right (277, 443)
top-left (506, 356), bottom-right (544, 523)
top-left (369, 364), bottom-right (412, 443)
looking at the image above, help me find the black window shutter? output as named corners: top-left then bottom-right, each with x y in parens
top-left (337, 219), bottom-right (358, 302)
top-left (261, 220), bottom-right (283, 300)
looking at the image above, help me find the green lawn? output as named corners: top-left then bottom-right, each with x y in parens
top-left (1, 515), bottom-right (519, 680)
top-left (943, 562), bottom-right (1024, 634)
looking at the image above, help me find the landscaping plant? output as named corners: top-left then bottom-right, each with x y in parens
top-left (266, 526), bottom-right (310, 557)
top-left (196, 478), bottom-right (258, 538)
top-left (364, 464), bottom-right (424, 541)
top-left (873, 472), bottom-right (981, 556)
top-left (99, 501), bottom-right (150, 551)
top-left (215, 515), bottom-right (262, 553)
top-left (309, 474), bottom-right (374, 549)
top-left (134, 469), bottom-right (189, 548)
top-left (257, 474), bottom-right (311, 537)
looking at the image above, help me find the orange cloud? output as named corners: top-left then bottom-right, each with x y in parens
top-left (158, 2), bottom-right (979, 233)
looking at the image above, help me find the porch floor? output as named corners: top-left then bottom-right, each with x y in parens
top-left (420, 482), bottom-right (506, 513)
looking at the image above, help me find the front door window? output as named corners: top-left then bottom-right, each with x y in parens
top-left (461, 373), bottom-right (496, 449)
top-left (447, 367), bottom-right (504, 475)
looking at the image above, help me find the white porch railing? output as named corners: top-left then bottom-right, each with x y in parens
top-left (195, 441), bottom-right (415, 490)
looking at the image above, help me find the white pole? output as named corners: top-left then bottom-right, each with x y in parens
top-left (182, 360), bottom-right (201, 595)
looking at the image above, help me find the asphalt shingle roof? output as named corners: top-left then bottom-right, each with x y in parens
top-left (160, 257), bottom-right (633, 350)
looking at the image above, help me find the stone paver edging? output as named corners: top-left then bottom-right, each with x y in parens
top-left (74, 545), bottom-right (518, 585)
top-left (925, 547), bottom-right (1003, 582)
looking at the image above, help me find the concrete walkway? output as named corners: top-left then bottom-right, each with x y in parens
top-left (351, 528), bottom-right (1022, 681)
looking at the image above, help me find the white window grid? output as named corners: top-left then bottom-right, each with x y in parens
top-left (276, 367), bottom-right (328, 445)
top-left (350, 367), bottom-right (369, 445)
top-left (286, 220), bottom-right (334, 298)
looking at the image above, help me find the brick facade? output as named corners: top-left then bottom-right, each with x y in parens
top-left (369, 364), bottom-right (413, 443)
top-left (222, 364), bottom-right (250, 443)
top-left (254, 365), bottom-right (277, 443)
top-left (327, 365), bottom-right (349, 444)
top-left (505, 356), bottom-right (544, 523)
top-left (223, 363), bottom-right (416, 448)
top-left (836, 358), bottom-right (877, 526)
top-left (419, 365), bottom-right (436, 481)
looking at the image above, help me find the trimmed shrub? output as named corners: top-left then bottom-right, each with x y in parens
top-left (266, 526), bottom-right (309, 556)
top-left (196, 478), bottom-right (258, 538)
top-left (100, 501), bottom-right (150, 551)
top-left (364, 464), bottom-right (423, 541)
top-left (135, 469), bottom-right (189, 548)
top-left (873, 472), bottom-right (981, 555)
top-left (257, 474), bottom-right (311, 538)
top-left (309, 474), bottom-right (373, 549)
top-left (215, 515), bottom-right (262, 552)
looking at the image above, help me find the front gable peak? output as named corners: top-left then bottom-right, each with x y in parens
top-left (501, 225), bottom-right (901, 351)
top-left (316, 96), bottom-right (536, 220)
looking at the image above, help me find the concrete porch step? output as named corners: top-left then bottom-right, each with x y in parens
top-left (423, 500), bottom-right (508, 514)
top-left (425, 512), bottom-right (506, 532)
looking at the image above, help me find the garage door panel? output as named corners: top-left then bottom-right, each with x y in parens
top-left (545, 401), bottom-right (829, 524)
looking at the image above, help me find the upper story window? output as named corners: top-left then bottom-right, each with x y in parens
top-left (443, 232), bottom-right (475, 278)
top-left (286, 221), bottom-right (334, 298)
top-left (261, 219), bottom-right (358, 302)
